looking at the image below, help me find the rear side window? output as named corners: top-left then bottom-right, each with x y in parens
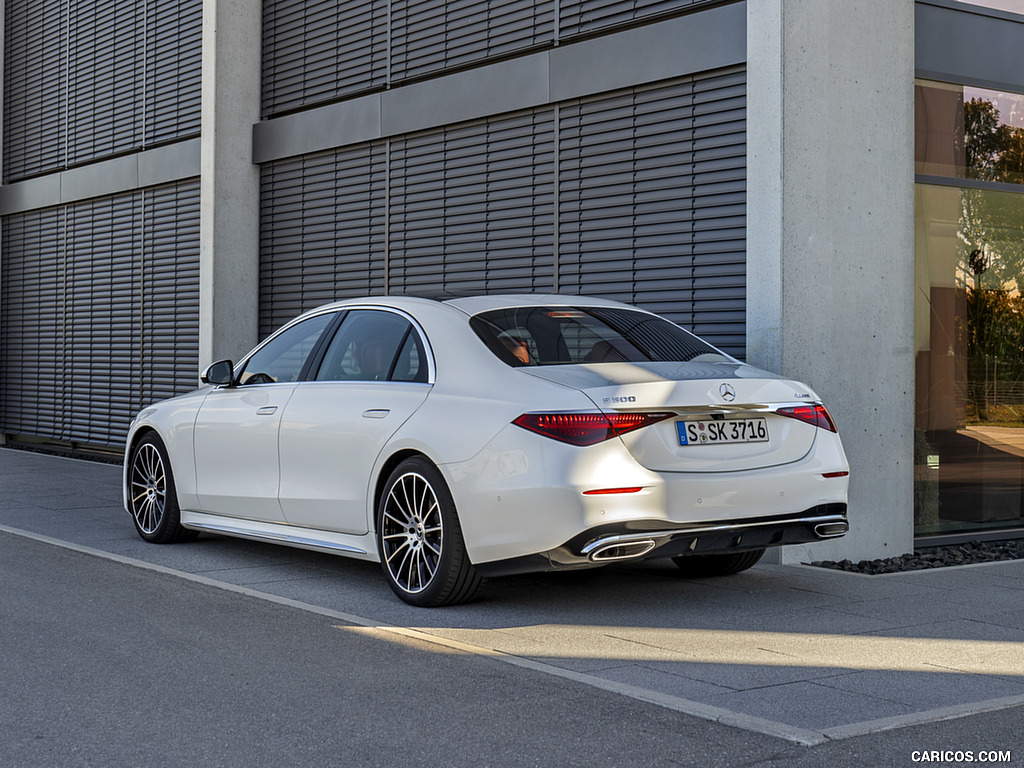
top-left (315, 310), bottom-right (429, 383)
top-left (469, 307), bottom-right (730, 367)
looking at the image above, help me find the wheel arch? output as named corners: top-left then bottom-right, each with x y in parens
top-left (126, 425), bottom-right (160, 459)
top-left (372, 449), bottom-right (431, 532)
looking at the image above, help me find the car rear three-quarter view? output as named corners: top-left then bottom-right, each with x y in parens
top-left (124, 294), bottom-right (849, 607)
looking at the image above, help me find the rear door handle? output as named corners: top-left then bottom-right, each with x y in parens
top-left (362, 409), bottom-right (390, 419)
top-left (256, 406), bottom-right (278, 416)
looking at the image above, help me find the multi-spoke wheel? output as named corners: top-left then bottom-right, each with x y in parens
top-left (671, 548), bottom-right (765, 577)
top-left (128, 433), bottom-right (194, 544)
top-left (377, 457), bottom-right (480, 607)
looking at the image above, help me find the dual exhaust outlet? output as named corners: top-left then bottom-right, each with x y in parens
top-left (582, 518), bottom-right (850, 563)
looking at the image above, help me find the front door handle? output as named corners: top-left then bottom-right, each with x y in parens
top-left (362, 409), bottom-right (390, 419)
top-left (256, 406), bottom-right (278, 416)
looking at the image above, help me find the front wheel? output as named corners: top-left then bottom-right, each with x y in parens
top-left (127, 433), bottom-right (195, 544)
top-left (376, 457), bottom-right (481, 607)
top-left (671, 548), bottom-right (765, 577)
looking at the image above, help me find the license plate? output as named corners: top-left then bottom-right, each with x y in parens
top-left (677, 418), bottom-right (769, 446)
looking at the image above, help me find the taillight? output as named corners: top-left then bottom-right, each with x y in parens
top-left (512, 412), bottom-right (674, 446)
top-left (777, 404), bottom-right (838, 433)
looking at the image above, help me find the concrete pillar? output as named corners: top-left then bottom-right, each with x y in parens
top-left (199, 0), bottom-right (262, 369)
top-left (747, 0), bottom-right (917, 562)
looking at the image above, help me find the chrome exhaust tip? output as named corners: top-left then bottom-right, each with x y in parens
top-left (587, 539), bottom-right (657, 562)
top-left (814, 521), bottom-right (848, 538)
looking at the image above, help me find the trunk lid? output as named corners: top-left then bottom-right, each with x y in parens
top-left (520, 361), bottom-right (821, 472)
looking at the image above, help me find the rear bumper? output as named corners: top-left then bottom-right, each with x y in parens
top-left (474, 503), bottom-right (848, 577)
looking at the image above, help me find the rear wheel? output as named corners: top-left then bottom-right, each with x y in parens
top-left (671, 548), bottom-right (765, 577)
top-left (377, 457), bottom-right (481, 607)
top-left (127, 433), bottom-right (195, 544)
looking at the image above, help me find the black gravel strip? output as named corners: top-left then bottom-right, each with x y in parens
top-left (811, 539), bottom-right (1024, 575)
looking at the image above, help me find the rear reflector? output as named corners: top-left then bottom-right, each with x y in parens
top-left (512, 412), bottom-right (674, 446)
top-left (822, 471), bottom-right (849, 479)
top-left (582, 487), bottom-right (644, 495)
top-left (777, 404), bottom-right (838, 433)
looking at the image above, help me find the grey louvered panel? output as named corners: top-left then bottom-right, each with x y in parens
top-left (388, 110), bottom-right (556, 295)
top-left (262, 0), bottom-right (387, 117)
top-left (0, 182), bottom-right (201, 449)
top-left (0, 208), bottom-right (65, 437)
top-left (559, 0), bottom-right (698, 38)
top-left (3, 0), bottom-right (200, 182)
top-left (390, 0), bottom-right (555, 84)
top-left (260, 144), bottom-right (387, 335)
top-left (140, 182), bottom-right (201, 408)
top-left (146, 0), bottom-right (203, 144)
top-left (66, 0), bottom-right (145, 166)
top-left (690, 68), bottom-right (746, 353)
top-left (63, 194), bottom-right (142, 445)
top-left (2, 0), bottom-right (66, 181)
top-left (558, 67), bottom-right (746, 358)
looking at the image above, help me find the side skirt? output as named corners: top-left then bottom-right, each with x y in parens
top-left (179, 510), bottom-right (381, 563)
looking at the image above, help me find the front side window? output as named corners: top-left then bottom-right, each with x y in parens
top-left (237, 312), bottom-right (335, 385)
top-left (470, 306), bottom-right (730, 367)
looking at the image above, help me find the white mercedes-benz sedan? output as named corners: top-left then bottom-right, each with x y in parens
top-left (124, 294), bottom-right (849, 606)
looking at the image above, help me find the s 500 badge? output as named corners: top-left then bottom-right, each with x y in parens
top-left (603, 396), bottom-right (637, 404)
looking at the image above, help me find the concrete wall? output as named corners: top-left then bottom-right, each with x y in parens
top-left (747, 0), bottom-right (917, 562)
top-left (199, 0), bottom-right (262, 368)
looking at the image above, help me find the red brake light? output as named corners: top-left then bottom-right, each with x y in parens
top-left (512, 412), bottom-right (674, 446)
top-left (777, 404), bottom-right (838, 432)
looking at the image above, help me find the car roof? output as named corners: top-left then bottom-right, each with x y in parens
top-left (441, 294), bottom-right (634, 315)
top-left (305, 293), bottom-right (638, 318)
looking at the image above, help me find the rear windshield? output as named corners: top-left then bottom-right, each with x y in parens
top-left (469, 306), bottom-right (730, 367)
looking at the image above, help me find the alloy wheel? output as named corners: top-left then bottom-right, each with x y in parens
top-left (380, 471), bottom-right (444, 594)
top-left (130, 442), bottom-right (167, 535)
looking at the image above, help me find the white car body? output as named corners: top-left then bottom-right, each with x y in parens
top-left (124, 294), bottom-right (849, 605)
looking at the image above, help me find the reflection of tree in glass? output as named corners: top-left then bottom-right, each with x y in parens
top-left (959, 188), bottom-right (1024, 290)
top-left (959, 100), bottom-right (1024, 423)
top-left (964, 98), bottom-right (1024, 184)
top-left (965, 286), bottom-right (1024, 425)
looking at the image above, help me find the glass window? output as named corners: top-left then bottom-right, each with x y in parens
top-left (314, 310), bottom-right (426, 383)
top-left (237, 312), bottom-right (335, 385)
top-left (470, 307), bottom-right (730, 367)
top-left (915, 183), bottom-right (1024, 535)
top-left (916, 80), bottom-right (1024, 186)
top-left (390, 330), bottom-right (429, 383)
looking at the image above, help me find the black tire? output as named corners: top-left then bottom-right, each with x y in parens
top-left (376, 457), bottom-right (481, 607)
top-left (671, 548), bottom-right (765, 577)
top-left (127, 433), bottom-right (195, 544)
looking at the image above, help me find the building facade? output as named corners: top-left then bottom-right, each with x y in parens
top-left (1, 0), bottom-right (1022, 562)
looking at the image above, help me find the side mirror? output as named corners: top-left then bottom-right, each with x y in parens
top-left (201, 359), bottom-right (235, 386)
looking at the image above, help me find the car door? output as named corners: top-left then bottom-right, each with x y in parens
top-left (277, 309), bottom-right (433, 534)
top-left (193, 311), bottom-right (337, 521)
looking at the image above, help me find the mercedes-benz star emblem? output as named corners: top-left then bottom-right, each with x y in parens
top-left (719, 383), bottom-right (736, 402)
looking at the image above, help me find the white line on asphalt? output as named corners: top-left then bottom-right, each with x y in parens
top-left (3, 522), bottom-right (1022, 748)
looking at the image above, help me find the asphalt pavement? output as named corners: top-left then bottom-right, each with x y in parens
top-left (1, 446), bottom-right (1023, 766)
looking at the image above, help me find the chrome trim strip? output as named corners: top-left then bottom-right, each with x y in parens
top-left (184, 520), bottom-right (368, 556)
